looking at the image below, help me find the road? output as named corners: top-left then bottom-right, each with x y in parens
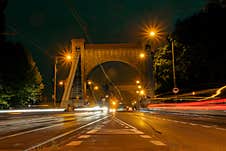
top-left (1, 110), bottom-right (226, 150)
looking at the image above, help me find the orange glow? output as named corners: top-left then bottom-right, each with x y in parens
top-left (149, 31), bottom-right (155, 37)
top-left (94, 86), bottom-right (99, 90)
top-left (140, 90), bottom-right (145, 95)
top-left (136, 80), bottom-right (140, 84)
top-left (65, 54), bottom-right (72, 60)
top-left (88, 80), bottom-right (92, 85)
top-left (112, 101), bottom-right (116, 106)
top-left (57, 49), bottom-right (73, 65)
top-left (140, 20), bottom-right (166, 45)
top-left (59, 81), bottom-right (64, 86)
top-left (139, 53), bottom-right (145, 59)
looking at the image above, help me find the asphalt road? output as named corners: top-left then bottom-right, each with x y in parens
top-left (1, 110), bottom-right (226, 151)
top-left (0, 111), bottom-right (108, 151)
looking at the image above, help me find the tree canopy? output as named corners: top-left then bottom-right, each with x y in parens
top-left (154, 1), bottom-right (226, 93)
top-left (0, 0), bottom-right (44, 109)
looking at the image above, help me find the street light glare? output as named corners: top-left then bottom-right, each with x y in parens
top-left (65, 54), bottom-right (72, 60)
top-left (150, 31), bottom-right (155, 37)
top-left (94, 86), bottom-right (99, 90)
top-left (141, 22), bottom-right (166, 44)
top-left (139, 53), bottom-right (145, 59)
top-left (140, 90), bottom-right (145, 95)
top-left (88, 80), bottom-right (92, 85)
top-left (59, 81), bottom-right (64, 86)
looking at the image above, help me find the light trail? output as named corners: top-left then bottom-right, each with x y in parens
top-left (147, 98), bottom-right (226, 110)
top-left (0, 109), bottom-right (65, 113)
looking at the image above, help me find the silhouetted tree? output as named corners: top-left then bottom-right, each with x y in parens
top-left (154, 1), bottom-right (226, 93)
top-left (0, 1), bottom-right (44, 108)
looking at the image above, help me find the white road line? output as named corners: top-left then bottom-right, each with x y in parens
top-left (78, 135), bottom-right (90, 139)
top-left (189, 123), bottom-right (198, 126)
top-left (130, 129), bottom-right (144, 134)
top-left (150, 140), bottom-right (166, 146)
top-left (102, 120), bottom-right (110, 124)
top-left (114, 118), bottom-right (137, 130)
top-left (24, 116), bottom-right (109, 151)
top-left (216, 127), bottom-right (226, 131)
top-left (66, 141), bottom-right (82, 146)
top-left (200, 125), bottom-right (212, 128)
top-left (140, 135), bottom-right (152, 139)
top-left (178, 121), bottom-right (187, 124)
top-left (87, 129), bottom-right (98, 134)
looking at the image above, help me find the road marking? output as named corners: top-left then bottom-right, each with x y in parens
top-left (140, 135), bottom-right (152, 139)
top-left (130, 129), bottom-right (144, 134)
top-left (24, 115), bottom-right (109, 151)
top-left (189, 123), bottom-right (198, 126)
top-left (178, 121), bottom-right (187, 124)
top-left (114, 118), bottom-right (137, 130)
top-left (66, 141), bottom-right (82, 146)
top-left (200, 125), bottom-right (212, 128)
top-left (95, 127), bottom-right (101, 130)
top-left (150, 140), bottom-right (166, 146)
top-left (78, 135), bottom-right (90, 139)
top-left (216, 127), bottom-right (226, 131)
top-left (87, 129), bottom-right (98, 134)
top-left (96, 129), bottom-right (141, 135)
top-left (102, 120), bottom-right (110, 124)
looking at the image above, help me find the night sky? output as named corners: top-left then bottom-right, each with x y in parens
top-left (4, 0), bottom-right (206, 97)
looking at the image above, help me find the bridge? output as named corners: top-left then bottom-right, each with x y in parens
top-left (60, 38), bottom-right (154, 108)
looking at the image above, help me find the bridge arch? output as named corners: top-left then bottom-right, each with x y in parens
top-left (60, 38), bottom-right (154, 107)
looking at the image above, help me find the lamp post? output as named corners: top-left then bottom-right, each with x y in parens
top-left (171, 38), bottom-right (179, 94)
top-left (144, 30), bottom-right (156, 98)
top-left (53, 53), bottom-right (72, 107)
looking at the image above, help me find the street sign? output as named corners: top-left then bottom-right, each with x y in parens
top-left (172, 87), bottom-right (179, 94)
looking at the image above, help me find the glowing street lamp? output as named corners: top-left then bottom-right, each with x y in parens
top-left (94, 86), bottom-right (99, 91)
top-left (136, 80), bottom-right (140, 84)
top-left (65, 53), bottom-right (72, 61)
top-left (140, 90), bottom-right (145, 96)
top-left (88, 80), bottom-right (92, 85)
top-left (139, 53), bottom-right (145, 59)
top-left (149, 31), bottom-right (156, 37)
top-left (59, 81), bottom-right (64, 86)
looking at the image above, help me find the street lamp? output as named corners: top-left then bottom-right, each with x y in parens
top-left (53, 53), bottom-right (72, 107)
top-left (170, 38), bottom-right (179, 94)
top-left (139, 53), bottom-right (145, 59)
top-left (143, 30), bottom-right (156, 98)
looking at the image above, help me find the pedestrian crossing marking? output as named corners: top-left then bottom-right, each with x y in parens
top-left (66, 141), bottom-right (82, 146)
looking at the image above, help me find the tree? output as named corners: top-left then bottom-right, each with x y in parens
top-left (173, 1), bottom-right (226, 88)
top-left (0, 43), bottom-right (44, 108)
top-left (155, 1), bottom-right (226, 94)
top-left (154, 36), bottom-right (190, 93)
